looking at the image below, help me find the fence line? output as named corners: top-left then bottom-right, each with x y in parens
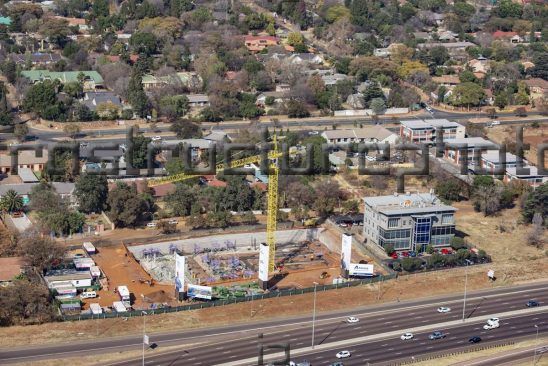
top-left (62, 274), bottom-right (395, 321)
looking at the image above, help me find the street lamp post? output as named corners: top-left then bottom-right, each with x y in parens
top-left (533, 324), bottom-right (539, 365)
top-left (142, 311), bottom-right (147, 366)
top-left (311, 282), bottom-right (318, 349)
top-left (462, 263), bottom-right (468, 323)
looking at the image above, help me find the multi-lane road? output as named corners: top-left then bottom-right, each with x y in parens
top-left (1, 282), bottom-right (546, 365)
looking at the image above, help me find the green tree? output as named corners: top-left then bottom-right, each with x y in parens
top-left (0, 190), bottom-right (23, 214)
top-left (326, 4), bottom-right (351, 23)
top-left (22, 80), bottom-right (58, 117)
top-left (127, 70), bottom-right (149, 118)
top-left (63, 123), bottom-right (81, 139)
top-left (13, 123), bottom-right (29, 142)
top-left (3, 60), bottom-right (16, 84)
top-left (450, 82), bottom-right (486, 109)
top-left (429, 46), bottom-right (450, 66)
top-left (369, 98), bottom-right (386, 115)
top-left (187, 203), bottom-right (205, 229)
top-left (92, 0), bottom-right (109, 17)
top-left (435, 180), bottom-right (461, 203)
top-left (494, 92), bottom-right (508, 110)
top-left (29, 183), bottom-right (63, 213)
top-left (62, 81), bottom-right (83, 98)
top-left (362, 82), bottom-right (384, 103)
top-left (170, 0), bottom-right (194, 17)
top-left (167, 183), bottom-right (196, 216)
top-left (450, 237), bottom-right (466, 250)
top-left (522, 182), bottom-right (548, 225)
top-left (287, 32), bottom-right (305, 46)
top-left (130, 32), bottom-right (158, 56)
top-left (160, 95), bottom-right (189, 120)
top-left (384, 243), bottom-right (395, 255)
top-left (241, 211), bottom-right (258, 225)
top-left (286, 99), bottom-right (310, 118)
top-left (169, 119), bottom-right (202, 139)
top-left (130, 135), bottom-right (152, 169)
top-left (107, 182), bottom-right (152, 227)
top-left (74, 174), bottom-right (108, 213)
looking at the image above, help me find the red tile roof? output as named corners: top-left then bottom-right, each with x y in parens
top-left (492, 31), bottom-right (517, 39)
top-left (524, 78), bottom-right (548, 90)
top-left (250, 182), bottom-right (267, 191)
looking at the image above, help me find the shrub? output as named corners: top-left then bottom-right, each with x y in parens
top-left (384, 244), bottom-right (395, 255)
top-left (450, 237), bottom-right (467, 250)
top-left (426, 244), bottom-right (434, 254)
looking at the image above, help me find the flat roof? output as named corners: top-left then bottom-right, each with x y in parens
top-left (364, 193), bottom-right (457, 216)
top-left (481, 152), bottom-right (519, 164)
top-left (400, 119), bottom-right (462, 130)
top-left (506, 166), bottom-right (547, 178)
top-left (446, 137), bottom-right (498, 148)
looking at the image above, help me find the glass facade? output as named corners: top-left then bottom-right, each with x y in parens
top-left (413, 216), bottom-right (432, 252)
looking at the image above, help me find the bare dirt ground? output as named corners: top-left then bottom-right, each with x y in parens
top-left (86, 245), bottom-right (176, 310)
top-left (486, 124), bottom-right (548, 165)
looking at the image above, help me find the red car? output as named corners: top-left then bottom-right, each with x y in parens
top-left (401, 251), bottom-right (409, 257)
top-left (391, 252), bottom-right (399, 259)
top-left (441, 248), bottom-right (452, 255)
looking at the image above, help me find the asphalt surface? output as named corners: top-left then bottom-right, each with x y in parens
top-left (1, 111), bottom-right (546, 144)
top-left (101, 284), bottom-right (548, 366)
top-left (3, 282), bottom-right (545, 365)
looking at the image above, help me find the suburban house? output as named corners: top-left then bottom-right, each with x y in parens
top-left (321, 126), bottom-right (398, 145)
top-left (243, 35), bottom-right (279, 52)
top-left (432, 75), bottom-right (461, 87)
top-left (0, 257), bottom-right (24, 286)
top-left (141, 72), bottom-right (202, 90)
top-left (21, 70), bottom-right (104, 90)
top-left (468, 56), bottom-right (489, 74)
top-left (53, 16), bottom-right (90, 32)
top-left (417, 42), bottom-right (476, 59)
top-left (0, 183), bottom-right (76, 206)
top-left (82, 92), bottom-right (122, 113)
top-left (186, 94), bottom-right (210, 108)
top-left (321, 73), bottom-right (349, 86)
top-left (289, 53), bottom-right (323, 65)
top-left (10, 52), bottom-right (61, 66)
top-left (492, 31), bottom-right (523, 43)
top-left (399, 119), bottom-right (466, 144)
top-left (363, 192), bottom-right (457, 252)
top-left (204, 130), bottom-right (230, 143)
top-left (443, 137), bottom-right (498, 165)
top-left (256, 91), bottom-right (286, 106)
top-left (161, 139), bottom-right (216, 162)
top-left (523, 78), bottom-right (548, 99)
top-left (275, 83), bottom-right (291, 92)
top-left (0, 149), bottom-right (49, 174)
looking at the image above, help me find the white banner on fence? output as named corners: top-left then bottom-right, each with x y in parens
top-left (187, 284), bottom-right (213, 300)
top-left (348, 263), bottom-right (374, 277)
top-left (258, 242), bottom-right (270, 282)
top-left (341, 233), bottom-right (352, 270)
top-left (175, 253), bottom-right (186, 293)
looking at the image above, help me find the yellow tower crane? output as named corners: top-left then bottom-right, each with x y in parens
top-left (148, 136), bottom-right (281, 276)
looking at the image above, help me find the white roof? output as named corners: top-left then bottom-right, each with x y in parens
top-left (446, 137), bottom-right (498, 148)
top-left (400, 119), bottom-right (461, 130)
top-left (113, 301), bottom-right (127, 312)
top-left (90, 303), bottom-right (102, 314)
top-left (506, 166), bottom-right (547, 178)
top-left (481, 152), bottom-right (519, 164)
top-left (364, 193), bottom-right (456, 216)
top-left (117, 285), bottom-right (130, 297)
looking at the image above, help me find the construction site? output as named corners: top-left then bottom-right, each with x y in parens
top-left (124, 227), bottom-right (378, 299)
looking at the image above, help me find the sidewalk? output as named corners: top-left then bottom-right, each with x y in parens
top-left (450, 342), bottom-right (547, 366)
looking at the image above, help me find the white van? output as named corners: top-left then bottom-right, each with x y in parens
top-left (80, 291), bottom-right (97, 299)
top-left (489, 120), bottom-right (500, 127)
top-left (146, 222), bottom-right (157, 228)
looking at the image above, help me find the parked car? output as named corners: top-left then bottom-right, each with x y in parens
top-left (151, 136), bottom-right (162, 141)
top-left (391, 252), bottom-right (399, 259)
top-left (408, 251), bottom-right (417, 257)
top-left (429, 331), bottom-right (446, 340)
top-left (400, 332), bottom-right (414, 340)
top-left (401, 251), bottom-right (409, 258)
top-left (308, 131), bottom-right (319, 135)
top-left (425, 105), bottom-right (433, 112)
top-left (336, 351), bottom-right (351, 359)
top-left (486, 317), bottom-right (500, 326)
top-left (483, 322), bottom-right (500, 330)
top-left (346, 316), bottom-right (359, 323)
top-left (80, 291), bottom-right (97, 299)
top-left (329, 363), bottom-right (344, 366)
top-left (146, 222), bottom-right (157, 228)
top-left (168, 220), bottom-right (178, 225)
top-left (469, 336), bottom-right (482, 343)
top-left (488, 120), bottom-right (500, 127)
top-left (526, 300), bottom-right (539, 307)
top-left (437, 307), bottom-right (451, 313)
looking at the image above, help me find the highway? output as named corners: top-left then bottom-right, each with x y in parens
top-left (1, 282), bottom-right (546, 365)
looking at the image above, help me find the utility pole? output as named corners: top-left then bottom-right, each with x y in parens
top-left (311, 282), bottom-right (318, 349)
top-left (533, 324), bottom-right (539, 365)
top-left (462, 263), bottom-right (468, 322)
top-left (142, 311), bottom-right (148, 366)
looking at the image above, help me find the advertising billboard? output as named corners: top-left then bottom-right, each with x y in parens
top-left (174, 253), bottom-right (186, 293)
top-left (187, 284), bottom-right (213, 300)
top-left (341, 234), bottom-right (352, 270)
top-left (348, 263), bottom-right (374, 277)
top-left (258, 242), bottom-right (270, 282)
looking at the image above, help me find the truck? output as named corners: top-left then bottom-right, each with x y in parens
top-left (83, 242), bottom-right (96, 254)
top-left (117, 285), bottom-right (131, 306)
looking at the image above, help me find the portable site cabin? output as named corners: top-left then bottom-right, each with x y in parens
top-left (90, 303), bottom-right (102, 315)
top-left (60, 302), bottom-right (81, 313)
top-left (73, 257), bottom-right (95, 270)
top-left (83, 242), bottom-right (96, 254)
top-left (112, 301), bottom-right (127, 313)
top-left (49, 281), bottom-right (77, 296)
top-left (90, 266), bottom-right (101, 278)
top-left (117, 285), bottom-right (130, 305)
